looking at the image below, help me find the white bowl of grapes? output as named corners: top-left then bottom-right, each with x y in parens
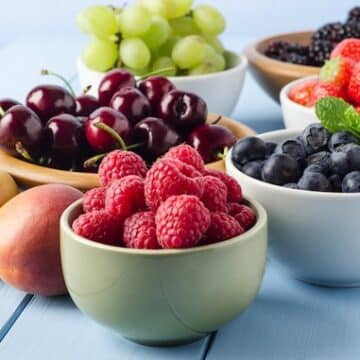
top-left (76, 1), bottom-right (247, 116)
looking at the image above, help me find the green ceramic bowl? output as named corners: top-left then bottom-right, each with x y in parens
top-left (60, 198), bottom-right (267, 346)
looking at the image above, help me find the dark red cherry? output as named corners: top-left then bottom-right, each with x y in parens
top-left (0, 105), bottom-right (43, 156)
top-left (26, 85), bottom-right (76, 124)
top-left (133, 117), bottom-right (182, 162)
top-left (98, 69), bottom-right (136, 106)
top-left (75, 95), bottom-right (99, 117)
top-left (0, 98), bottom-right (21, 112)
top-left (137, 76), bottom-right (175, 112)
top-left (85, 107), bottom-right (131, 152)
top-left (186, 124), bottom-right (236, 163)
top-left (158, 90), bottom-right (207, 131)
top-left (111, 87), bottom-right (151, 125)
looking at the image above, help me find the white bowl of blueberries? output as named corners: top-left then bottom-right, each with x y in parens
top-left (226, 123), bottom-right (360, 287)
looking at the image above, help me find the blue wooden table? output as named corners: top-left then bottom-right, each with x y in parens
top-left (1, 1), bottom-right (360, 358)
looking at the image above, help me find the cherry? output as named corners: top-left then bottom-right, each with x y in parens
top-left (137, 76), bottom-right (175, 112)
top-left (110, 87), bottom-right (151, 125)
top-left (133, 117), bottom-right (182, 162)
top-left (75, 94), bottom-right (99, 117)
top-left (85, 107), bottom-right (132, 152)
top-left (186, 124), bottom-right (236, 163)
top-left (98, 69), bottom-right (136, 106)
top-left (0, 98), bottom-right (21, 112)
top-left (26, 84), bottom-right (76, 124)
top-left (0, 105), bottom-right (43, 156)
top-left (158, 90), bottom-right (207, 131)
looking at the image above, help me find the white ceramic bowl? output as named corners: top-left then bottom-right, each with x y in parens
top-left (226, 128), bottom-right (360, 287)
top-left (280, 75), bottom-right (319, 129)
top-left (77, 51), bottom-right (247, 116)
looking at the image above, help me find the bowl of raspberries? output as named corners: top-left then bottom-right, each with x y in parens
top-left (245, 6), bottom-right (360, 102)
top-left (60, 144), bottom-right (267, 346)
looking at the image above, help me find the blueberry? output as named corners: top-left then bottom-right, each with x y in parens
top-left (261, 153), bottom-right (301, 185)
top-left (231, 137), bottom-right (266, 166)
top-left (347, 145), bottom-right (360, 171)
top-left (275, 138), bottom-right (306, 162)
top-left (298, 172), bottom-right (332, 192)
top-left (284, 183), bottom-right (299, 189)
top-left (306, 151), bottom-right (331, 172)
top-left (328, 131), bottom-right (358, 152)
top-left (342, 171), bottom-right (360, 192)
top-left (265, 141), bottom-right (277, 157)
top-left (328, 174), bottom-right (342, 192)
top-left (241, 160), bottom-right (264, 180)
top-left (304, 163), bottom-right (327, 175)
top-left (329, 151), bottom-right (350, 175)
top-left (335, 143), bottom-right (360, 152)
top-left (301, 123), bottom-right (330, 154)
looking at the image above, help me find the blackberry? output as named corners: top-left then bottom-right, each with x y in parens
top-left (344, 21), bottom-right (360, 38)
top-left (347, 7), bottom-right (360, 23)
top-left (309, 40), bottom-right (334, 66)
top-left (264, 41), bottom-right (311, 65)
top-left (264, 41), bottom-right (291, 58)
top-left (312, 22), bottom-right (347, 43)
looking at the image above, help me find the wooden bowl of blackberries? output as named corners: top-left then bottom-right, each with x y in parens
top-left (245, 6), bottom-right (360, 103)
top-left (0, 70), bottom-right (255, 191)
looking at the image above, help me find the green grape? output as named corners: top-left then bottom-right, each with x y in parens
top-left (174, 0), bottom-right (193, 17)
top-left (152, 56), bottom-right (177, 76)
top-left (213, 53), bottom-right (226, 71)
top-left (188, 62), bottom-right (217, 75)
top-left (118, 5), bottom-right (152, 36)
top-left (193, 5), bottom-right (225, 36)
top-left (158, 36), bottom-right (180, 57)
top-left (188, 47), bottom-right (226, 75)
top-left (172, 35), bottom-right (208, 69)
top-left (77, 5), bottom-right (118, 39)
top-left (142, 16), bottom-right (171, 50)
top-left (82, 38), bottom-right (118, 71)
top-left (119, 38), bottom-right (151, 69)
top-left (205, 36), bottom-right (224, 53)
top-left (139, 0), bottom-right (177, 19)
top-left (123, 66), bottom-right (150, 76)
top-left (169, 17), bottom-right (200, 37)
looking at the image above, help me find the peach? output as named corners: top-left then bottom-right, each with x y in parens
top-left (0, 171), bottom-right (18, 207)
top-left (0, 184), bottom-right (83, 296)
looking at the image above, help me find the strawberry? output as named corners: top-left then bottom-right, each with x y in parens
top-left (330, 39), bottom-right (360, 68)
top-left (308, 82), bottom-right (347, 106)
top-left (288, 79), bottom-right (318, 107)
top-left (347, 68), bottom-right (360, 105)
top-left (319, 57), bottom-right (352, 88)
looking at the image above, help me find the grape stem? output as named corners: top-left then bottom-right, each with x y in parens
top-left (41, 69), bottom-right (76, 98)
top-left (15, 142), bottom-right (35, 163)
top-left (138, 67), bottom-right (176, 80)
top-left (0, 106), bottom-right (5, 117)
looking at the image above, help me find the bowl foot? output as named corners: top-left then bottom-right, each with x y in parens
top-left (297, 277), bottom-right (360, 288)
top-left (124, 335), bottom-right (206, 347)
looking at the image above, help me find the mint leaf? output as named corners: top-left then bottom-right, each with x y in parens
top-left (315, 97), bottom-right (360, 137)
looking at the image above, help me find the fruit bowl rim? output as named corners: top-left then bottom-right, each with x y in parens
top-left (226, 128), bottom-right (360, 198)
top-left (61, 197), bottom-right (267, 256)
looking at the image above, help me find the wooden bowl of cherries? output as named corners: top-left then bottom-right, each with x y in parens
top-left (0, 69), bottom-right (255, 191)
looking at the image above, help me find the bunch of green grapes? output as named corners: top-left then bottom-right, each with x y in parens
top-left (77, 0), bottom-right (227, 76)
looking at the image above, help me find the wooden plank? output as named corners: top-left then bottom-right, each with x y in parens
top-left (0, 296), bottom-right (208, 359)
top-left (207, 264), bottom-right (360, 359)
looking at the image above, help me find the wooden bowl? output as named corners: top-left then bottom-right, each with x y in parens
top-left (245, 31), bottom-right (320, 103)
top-left (0, 114), bottom-right (255, 191)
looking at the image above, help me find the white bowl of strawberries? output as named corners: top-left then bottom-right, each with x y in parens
top-left (280, 39), bottom-right (360, 129)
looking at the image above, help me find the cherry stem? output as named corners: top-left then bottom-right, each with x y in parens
top-left (41, 69), bottom-right (76, 98)
top-left (83, 85), bottom-right (92, 95)
top-left (83, 153), bottom-right (107, 169)
top-left (0, 106), bottom-right (5, 117)
top-left (211, 115), bottom-right (222, 125)
top-left (15, 142), bottom-right (35, 163)
top-left (216, 146), bottom-right (229, 160)
top-left (126, 142), bottom-right (145, 150)
top-left (138, 67), bottom-right (176, 80)
top-left (94, 122), bottom-right (127, 150)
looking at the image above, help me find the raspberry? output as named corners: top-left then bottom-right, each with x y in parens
top-left (145, 158), bottom-right (204, 210)
top-left (205, 212), bottom-right (244, 244)
top-left (123, 211), bottom-right (159, 249)
top-left (330, 38), bottom-right (360, 65)
top-left (204, 169), bottom-right (243, 202)
top-left (288, 79), bottom-right (319, 107)
top-left (155, 195), bottom-right (210, 249)
top-left (164, 144), bottom-right (205, 173)
top-left (309, 82), bottom-right (347, 106)
top-left (72, 210), bottom-right (122, 246)
top-left (347, 66), bottom-right (360, 105)
top-left (83, 187), bottom-right (105, 213)
top-left (165, 158), bottom-right (202, 178)
top-left (99, 150), bottom-right (147, 187)
top-left (201, 176), bottom-right (228, 212)
top-left (105, 175), bottom-right (146, 220)
top-left (232, 204), bottom-right (257, 230)
top-left (227, 202), bottom-right (244, 216)
top-left (319, 57), bottom-right (353, 88)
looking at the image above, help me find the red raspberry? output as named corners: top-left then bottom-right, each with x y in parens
top-left (288, 79), bottom-right (318, 107)
top-left (155, 195), bottom-right (210, 249)
top-left (164, 144), bottom-right (205, 173)
top-left (205, 212), bottom-right (244, 244)
top-left (347, 66), bottom-right (360, 105)
top-left (308, 82), bottom-right (347, 106)
top-left (123, 211), bottom-right (159, 249)
top-left (105, 175), bottom-right (146, 220)
top-left (232, 204), bottom-right (257, 230)
top-left (330, 39), bottom-right (360, 65)
top-left (201, 176), bottom-right (228, 212)
top-left (72, 210), bottom-right (122, 246)
top-left (167, 158), bottom-right (202, 178)
top-left (319, 57), bottom-right (353, 88)
top-left (204, 169), bottom-right (243, 202)
top-left (99, 150), bottom-right (147, 187)
top-left (227, 202), bottom-right (244, 216)
top-left (145, 158), bottom-right (204, 210)
top-left (83, 187), bottom-right (106, 213)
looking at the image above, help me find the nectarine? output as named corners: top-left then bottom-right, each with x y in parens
top-left (0, 184), bottom-right (82, 295)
